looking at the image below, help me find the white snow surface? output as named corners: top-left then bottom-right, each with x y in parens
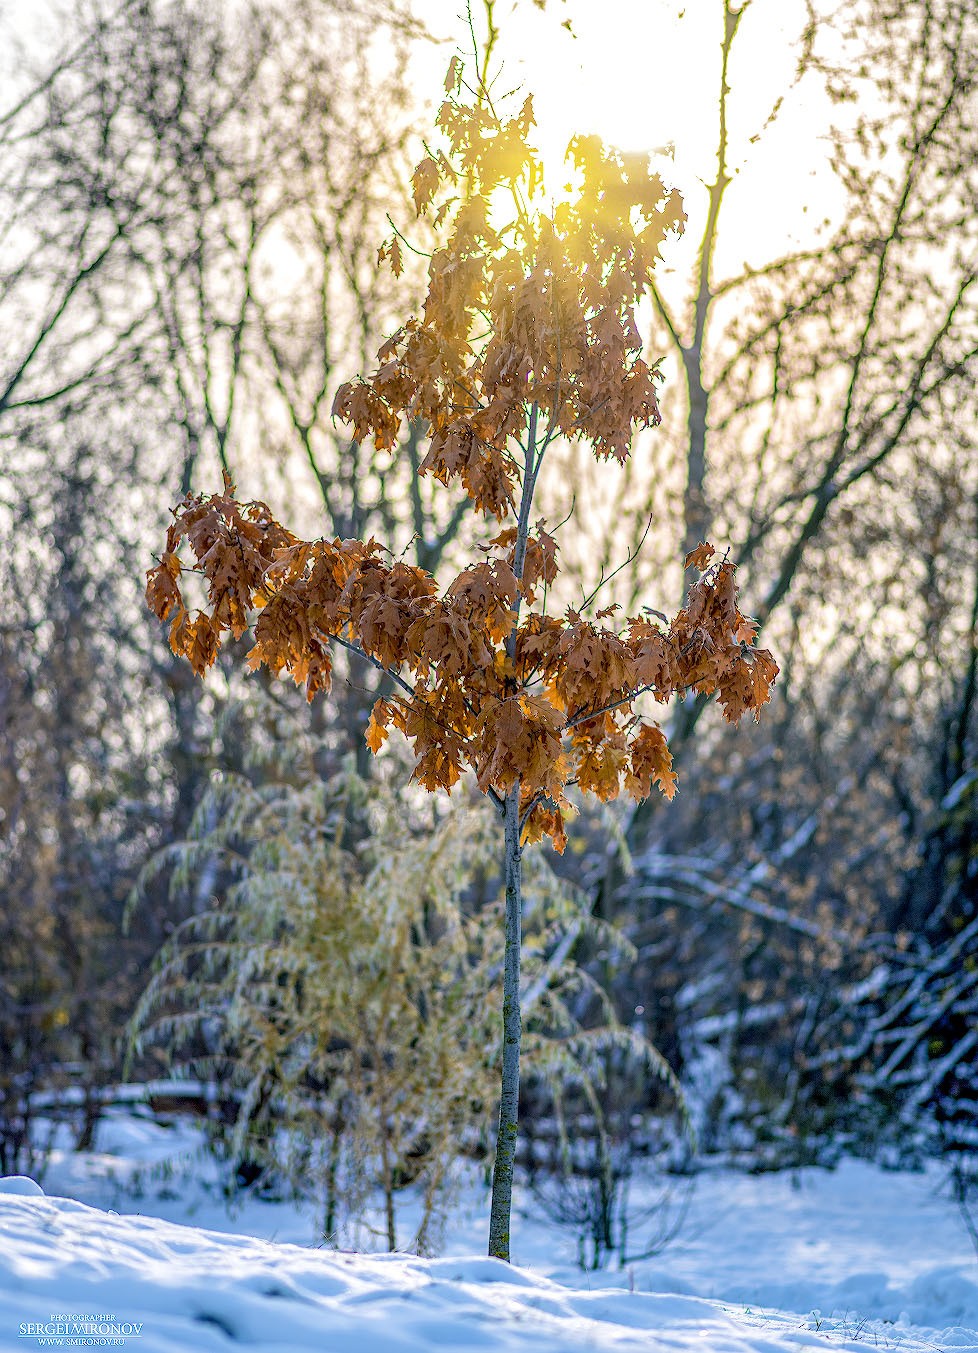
top-left (0, 1107), bottom-right (976, 1352)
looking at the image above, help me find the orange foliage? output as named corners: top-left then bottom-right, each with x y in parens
top-left (147, 481), bottom-right (775, 849)
top-left (147, 71), bottom-right (777, 849)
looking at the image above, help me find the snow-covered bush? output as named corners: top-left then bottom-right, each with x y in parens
top-left (128, 695), bottom-right (652, 1252)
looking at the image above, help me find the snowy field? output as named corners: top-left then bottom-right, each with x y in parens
top-left (1, 1102), bottom-right (977, 1352)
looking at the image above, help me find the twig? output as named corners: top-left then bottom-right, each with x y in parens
top-left (385, 214), bottom-right (433, 259)
top-left (579, 515), bottom-right (654, 612)
top-left (327, 632), bottom-right (417, 700)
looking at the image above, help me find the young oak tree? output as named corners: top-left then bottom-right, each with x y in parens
top-left (146, 57), bottom-right (778, 1261)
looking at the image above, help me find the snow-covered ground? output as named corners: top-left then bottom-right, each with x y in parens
top-left (1, 1103), bottom-right (976, 1352)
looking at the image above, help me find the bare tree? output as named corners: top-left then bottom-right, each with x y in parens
top-left (0, 0), bottom-right (444, 1141)
top-left (523, 0), bottom-right (978, 1160)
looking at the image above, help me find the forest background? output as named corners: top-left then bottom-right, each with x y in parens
top-left (1, 0), bottom-right (976, 1258)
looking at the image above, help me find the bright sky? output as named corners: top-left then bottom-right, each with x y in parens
top-left (3, 0), bottom-right (841, 278)
top-left (417, 0), bottom-right (841, 277)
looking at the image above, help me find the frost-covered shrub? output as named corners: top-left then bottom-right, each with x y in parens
top-left (129, 696), bottom-right (642, 1252)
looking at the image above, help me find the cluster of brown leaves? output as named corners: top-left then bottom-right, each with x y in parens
top-left (332, 62), bottom-right (688, 515)
top-left (147, 482), bottom-right (776, 850)
top-left (148, 66), bottom-right (777, 849)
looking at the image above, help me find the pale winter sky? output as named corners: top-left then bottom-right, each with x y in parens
top-left (3, 0), bottom-right (841, 275)
top-left (416, 0), bottom-right (842, 276)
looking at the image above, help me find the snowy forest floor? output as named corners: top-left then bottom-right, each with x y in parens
top-left (1, 1101), bottom-right (977, 1352)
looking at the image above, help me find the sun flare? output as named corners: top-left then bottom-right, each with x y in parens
top-left (421, 0), bottom-right (838, 275)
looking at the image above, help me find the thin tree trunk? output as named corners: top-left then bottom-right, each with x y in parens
top-left (488, 778), bottom-right (523, 1260)
top-left (323, 1108), bottom-right (344, 1244)
top-left (619, 1), bottom-right (747, 878)
top-left (487, 403), bottom-right (538, 1261)
top-left (380, 1130), bottom-right (397, 1252)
